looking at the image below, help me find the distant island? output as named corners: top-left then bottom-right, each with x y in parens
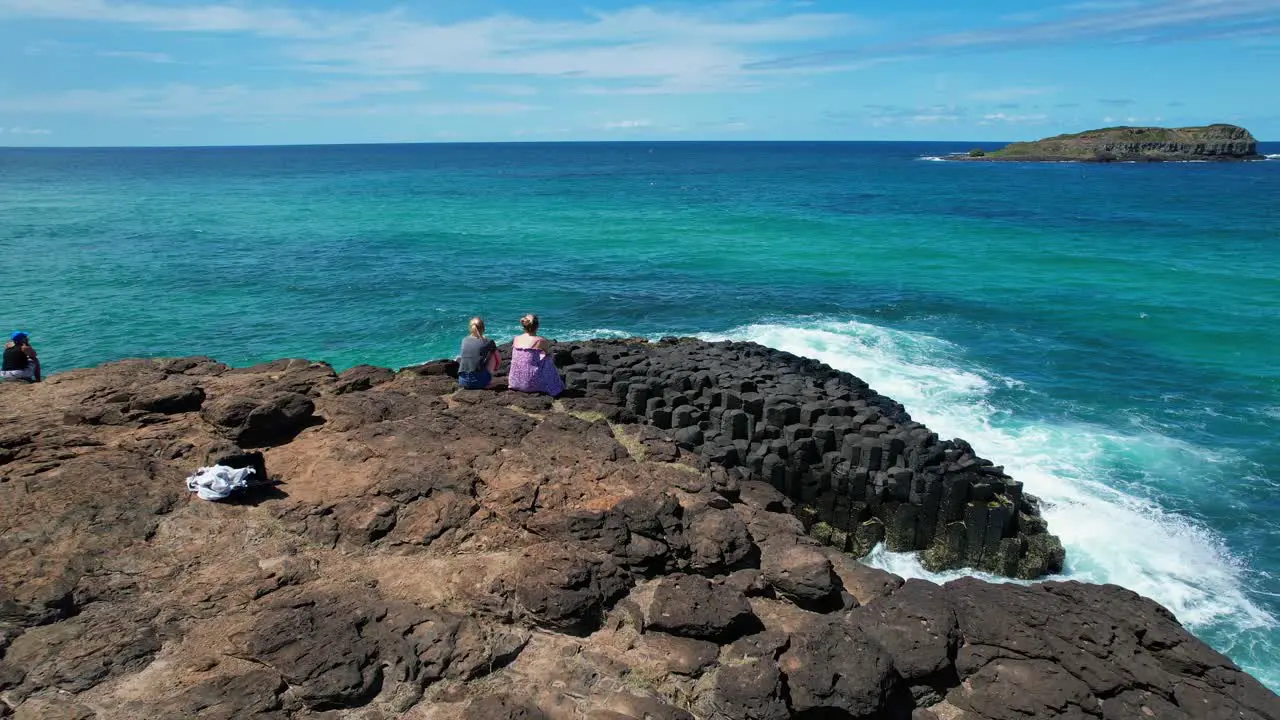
top-left (956, 123), bottom-right (1261, 162)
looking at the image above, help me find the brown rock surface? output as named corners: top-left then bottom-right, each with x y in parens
top-left (0, 347), bottom-right (1276, 719)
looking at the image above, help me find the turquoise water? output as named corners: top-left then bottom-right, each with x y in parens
top-left (2, 142), bottom-right (1279, 688)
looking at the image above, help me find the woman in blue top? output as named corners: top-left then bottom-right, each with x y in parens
top-left (456, 317), bottom-right (500, 389)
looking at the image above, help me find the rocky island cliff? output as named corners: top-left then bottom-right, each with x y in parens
top-left (2, 339), bottom-right (1277, 720)
top-left (958, 124), bottom-right (1261, 162)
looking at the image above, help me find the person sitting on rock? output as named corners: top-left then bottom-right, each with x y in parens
top-left (507, 314), bottom-right (564, 397)
top-left (456, 317), bottom-right (500, 390)
top-left (1, 332), bottom-right (40, 383)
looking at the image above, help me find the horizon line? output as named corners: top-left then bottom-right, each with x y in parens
top-left (5, 137), bottom-right (1277, 151)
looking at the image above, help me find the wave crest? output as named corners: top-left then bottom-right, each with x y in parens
top-left (704, 317), bottom-right (1276, 686)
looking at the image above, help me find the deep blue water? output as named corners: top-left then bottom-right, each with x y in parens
top-left (2, 141), bottom-right (1278, 688)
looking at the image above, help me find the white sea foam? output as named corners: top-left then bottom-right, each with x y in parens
top-left (557, 327), bottom-right (640, 342)
top-left (703, 318), bottom-right (1276, 637)
top-left (918, 156), bottom-right (946, 162)
top-left (1266, 154), bottom-right (1280, 160)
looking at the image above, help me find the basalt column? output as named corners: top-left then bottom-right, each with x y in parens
top-left (556, 338), bottom-right (1065, 580)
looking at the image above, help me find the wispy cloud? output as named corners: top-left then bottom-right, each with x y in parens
top-left (470, 84), bottom-right (539, 97)
top-left (0, 0), bottom-right (861, 87)
top-left (0, 0), bottom-right (348, 37)
top-left (2, 127), bottom-right (53, 135)
top-left (575, 77), bottom-right (766, 96)
top-left (969, 86), bottom-right (1057, 102)
top-left (980, 112), bottom-right (1051, 124)
top-left (1098, 98), bottom-right (1136, 106)
top-left (0, 80), bottom-right (540, 120)
top-left (858, 103), bottom-right (967, 127)
top-left (602, 119), bottom-right (653, 129)
top-left (1064, 1), bottom-right (1146, 11)
top-left (751, 0), bottom-right (1280, 70)
top-left (0, 1), bottom-right (876, 123)
top-left (1102, 114), bottom-right (1165, 124)
top-left (289, 9), bottom-right (856, 84)
top-left (98, 49), bottom-right (175, 63)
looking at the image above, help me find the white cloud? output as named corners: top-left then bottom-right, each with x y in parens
top-left (863, 103), bottom-right (966, 127)
top-left (980, 112), bottom-right (1050, 124)
top-left (98, 49), bottom-right (174, 63)
top-left (0, 81), bottom-right (418, 117)
top-left (0, 81), bottom-right (541, 120)
top-left (1101, 114), bottom-right (1163, 124)
top-left (6, 127), bottom-right (53, 135)
top-left (575, 76), bottom-right (767, 96)
top-left (755, 0), bottom-right (1280, 70)
top-left (510, 127), bottom-right (575, 137)
top-left (602, 119), bottom-right (652, 129)
top-left (1064, 1), bottom-right (1146, 12)
top-left (0, 0), bottom-right (874, 127)
top-left (908, 113), bottom-right (963, 124)
top-left (0, 0), bottom-right (861, 87)
top-left (292, 29), bottom-right (754, 83)
top-left (969, 86), bottom-right (1057, 102)
top-left (23, 39), bottom-right (76, 56)
top-left (470, 84), bottom-right (539, 97)
top-left (0, 0), bottom-right (347, 38)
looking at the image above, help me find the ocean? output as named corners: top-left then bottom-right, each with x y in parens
top-left (2, 141), bottom-right (1278, 689)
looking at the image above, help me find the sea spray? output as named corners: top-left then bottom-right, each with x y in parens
top-left (705, 317), bottom-right (1279, 690)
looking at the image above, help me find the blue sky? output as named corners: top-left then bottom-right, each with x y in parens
top-left (1, 0), bottom-right (1278, 145)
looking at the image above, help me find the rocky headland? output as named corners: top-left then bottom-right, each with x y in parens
top-left (957, 124), bottom-right (1261, 162)
top-left (1, 338), bottom-right (1277, 719)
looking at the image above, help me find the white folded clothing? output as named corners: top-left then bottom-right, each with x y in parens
top-left (185, 464), bottom-right (256, 501)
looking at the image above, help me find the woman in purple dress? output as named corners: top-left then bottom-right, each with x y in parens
top-left (507, 314), bottom-right (564, 397)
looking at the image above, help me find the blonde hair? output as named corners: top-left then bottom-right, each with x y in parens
top-left (520, 314), bottom-right (539, 334)
top-left (469, 317), bottom-right (486, 338)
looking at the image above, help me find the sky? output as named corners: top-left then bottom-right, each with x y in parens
top-left (1, 0), bottom-right (1278, 146)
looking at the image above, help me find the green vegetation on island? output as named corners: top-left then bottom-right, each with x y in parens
top-left (959, 123), bottom-right (1261, 162)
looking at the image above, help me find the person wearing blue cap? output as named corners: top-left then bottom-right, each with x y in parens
top-left (1, 332), bottom-right (40, 382)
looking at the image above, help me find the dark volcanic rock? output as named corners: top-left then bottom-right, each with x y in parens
top-left (168, 668), bottom-right (287, 718)
top-left (709, 642), bottom-right (790, 720)
top-left (3, 608), bottom-right (160, 700)
top-left (780, 617), bottom-right (896, 716)
top-left (685, 507), bottom-right (754, 572)
top-left (545, 338), bottom-right (1063, 580)
top-left (461, 694), bottom-right (549, 720)
top-left (238, 595), bottom-right (384, 709)
top-left (203, 391), bottom-right (316, 447)
top-left (128, 380), bottom-right (205, 414)
top-left (330, 364), bottom-right (395, 395)
top-left (498, 543), bottom-right (632, 635)
top-left (759, 542), bottom-right (842, 608)
top-left (853, 578), bottom-right (956, 681)
top-left (942, 578), bottom-right (1280, 720)
top-left (645, 574), bottom-right (758, 641)
top-left (0, 350), bottom-right (1274, 719)
top-left (639, 632), bottom-right (719, 676)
